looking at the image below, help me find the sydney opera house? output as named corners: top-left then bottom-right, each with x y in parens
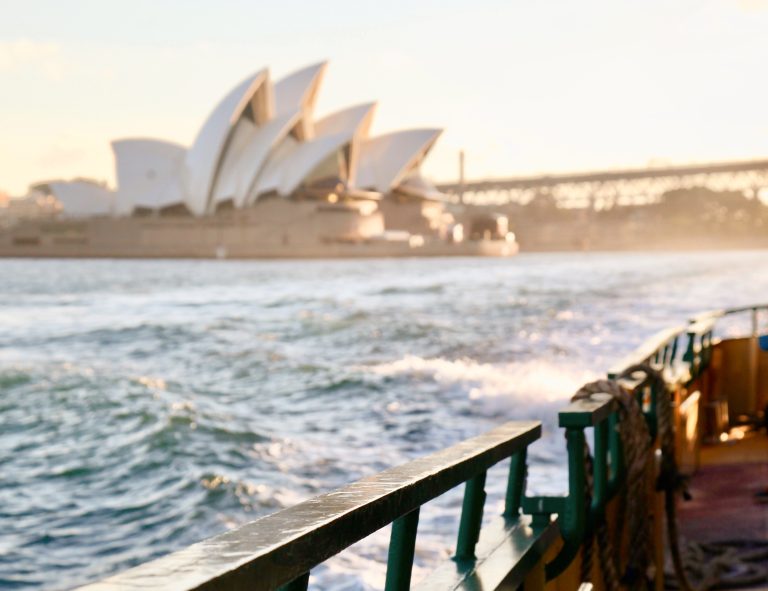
top-left (1, 62), bottom-right (516, 258)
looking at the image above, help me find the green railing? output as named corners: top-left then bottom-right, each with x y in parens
top-left (604, 304), bottom-right (768, 384)
top-left (604, 303), bottom-right (767, 436)
top-left (522, 395), bottom-right (619, 581)
top-left (605, 313), bottom-right (723, 437)
top-left (607, 317), bottom-right (717, 383)
top-left (692, 304), bottom-right (768, 417)
top-left (607, 324), bottom-right (688, 438)
top-left (77, 422), bottom-right (549, 591)
top-left (73, 305), bottom-right (767, 591)
top-left (693, 303), bottom-right (768, 330)
top-left (75, 400), bottom-right (628, 591)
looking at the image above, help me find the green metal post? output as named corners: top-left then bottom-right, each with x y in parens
top-left (278, 572), bottom-right (309, 591)
top-left (385, 508), bottom-right (420, 591)
top-left (455, 471), bottom-right (487, 561)
top-left (504, 449), bottom-right (527, 518)
top-left (670, 335), bottom-right (679, 366)
top-left (645, 381), bottom-right (659, 441)
top-left (544, 427), bottom-right (586, 580)
top-left (683, 333), bottom-right (696, 378)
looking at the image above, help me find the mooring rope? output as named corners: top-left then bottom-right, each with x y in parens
top-left (622, 363), bottom-right (694, 591)
top-left (571, 365), bottom-right (768, 591)
top-left (671, 539), bottom-right (768, 590)
top-left (571, 377), bottom-right (653, 591)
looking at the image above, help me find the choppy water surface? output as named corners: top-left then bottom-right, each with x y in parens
top-left (2, 252), bottom-right (767, 590)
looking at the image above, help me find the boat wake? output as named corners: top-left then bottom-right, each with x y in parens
top-left (365, 354), bottom-right (597, 419)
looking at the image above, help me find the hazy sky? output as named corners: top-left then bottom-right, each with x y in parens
top-left (1, 0), bottom-right (767, 195)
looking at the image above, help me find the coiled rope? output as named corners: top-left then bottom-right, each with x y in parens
top-left (571, 364), bottom-right (768, 591)
top-left (670, 540), bottom-right (768, 591)
top-left (571, 376), bottom-right (652, 591)
top-left (633, 363), bottom-right (694, 591)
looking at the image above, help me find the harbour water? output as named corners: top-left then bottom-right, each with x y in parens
top-left (2, 251), bottom-right (768, 590)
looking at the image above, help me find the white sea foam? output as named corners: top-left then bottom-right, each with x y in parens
top-left (367, 354), bottom-right (598, 418)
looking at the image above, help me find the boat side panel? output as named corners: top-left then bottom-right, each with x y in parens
top-left (708, 338), bottom-right (768, 424)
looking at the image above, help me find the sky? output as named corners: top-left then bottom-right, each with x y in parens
top-left (1, 0), bottom-right (767, 196)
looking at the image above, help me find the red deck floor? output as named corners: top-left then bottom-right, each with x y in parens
top-left (678, 434), bottom-right (768, 543)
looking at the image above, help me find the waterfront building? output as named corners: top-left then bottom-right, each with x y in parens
top-left (34, 62), bottom-right (447, 220)
top-left (3, 62), bottom-right (516, 258)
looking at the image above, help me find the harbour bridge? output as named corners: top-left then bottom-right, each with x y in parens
top-left (435, 158), bottom-right (768, 208)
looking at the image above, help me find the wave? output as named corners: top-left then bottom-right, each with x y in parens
top-left (364, 354), bottom-right (597, 419)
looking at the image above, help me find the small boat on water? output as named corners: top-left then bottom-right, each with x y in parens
top-left (72, 304), bottom-right (768, 591)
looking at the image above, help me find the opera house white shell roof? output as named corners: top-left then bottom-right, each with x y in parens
top-left (112, 139), bottom-right (186, 214)
top-left (39, 62), bottom-right (446, 218)
top-left (35, 180), bottom-right (114, 218)
top-left (356, 129), bottom-right (442, 193)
